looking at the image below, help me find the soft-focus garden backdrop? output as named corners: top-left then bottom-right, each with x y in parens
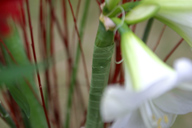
top-left (1, 0), bottom-right (192, 127)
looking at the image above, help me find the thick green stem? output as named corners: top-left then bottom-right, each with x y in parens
top-left (85, 21), bottom-right (114, 128)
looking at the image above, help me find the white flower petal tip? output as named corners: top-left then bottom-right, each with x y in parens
top-left (101, 86), bottom-right (125, 122)
top-left (101, 85), bottom-right (135, 122)
top-left (174, 58), bottom-right (192, 82)
top-left (121, 32), bottom-right (175, 91)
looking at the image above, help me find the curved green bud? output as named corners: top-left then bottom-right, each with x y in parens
top-left (141, 0), bottom-right (192, 47)
top-left (125, 4), bottom-right (160, 24)
top-left (142, 0), bottom-right (192, 11)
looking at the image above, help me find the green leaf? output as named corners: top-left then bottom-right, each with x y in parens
top-left (9, 86), bottom-right (30, 117)
top-left (125, 4), bottom-right (160, 24)
top-left (0, 103), bottom-right (16, 128)
top-left (0, 64), bottom-right (35, 86)
top-left (1, 26), bottom-right (48, 128)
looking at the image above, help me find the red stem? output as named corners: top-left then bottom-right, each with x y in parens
top-left (49, 1), bottom-right (61, 127)
top-left (20, 3), bottom-right (32, 61)
top-left (95, 0), bottom-right (102, 12)
top-left (71, 0), bottom-right (82, 46)
top-left (132, 24), bottom-right (137, 32)
top-left (67, 0), bottom-right (90, 88)
top-left (25, 0), bottom-right (51, 127)
top-left (2, 91), bottom-right (19, 128)
top-left (119, 66), bottom-right (124, 85)
top-left (0, 39), bottom-right (17, 63)
top-left (62, 0), bottom-right (69, 48)
top-left (112, 32), bottom-right (122, 84)
top-left (164, 38), bottom-right (184, 62)
top-left (39, 0), bottom-right (53, 112)
top-left (153, 25), bottom-right (166, 52)
top-left (47, 0), bottom-right (73, 85)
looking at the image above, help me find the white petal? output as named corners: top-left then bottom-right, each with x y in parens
top-left (101, 76), bottom-right (178, 122)
top-left (100, 86), bottom-right (138, 122)
top-left (174, 58), bottom-right (192, 83)
top-left (156, 10), bottom-right (192, 46)
top-left (111, 110), bottom-right (146, 128)
top-left (140, 101), bottom-right (177, 128)
top-left (122, 32), bottom-right (175, 91)
top-left (153, 88), bottom-right (192, 115)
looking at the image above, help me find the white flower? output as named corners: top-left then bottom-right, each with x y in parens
top-left (100, 32), bottom-right (192, 128)
top-left (142, 0), bottom-right (192, 47)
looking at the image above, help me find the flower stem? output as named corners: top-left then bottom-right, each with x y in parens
top-left (64, 0), bottom-right (91, 127)
top-left (85, 21), bottom-right (114, 128)
top-left (25, 0), bottom-right (51, 127)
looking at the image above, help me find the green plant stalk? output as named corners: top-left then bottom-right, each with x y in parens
top-left (0, 103), bottom-right (16, 128)
top-left (1, 28), bottom-right (48, 128)
top-left (85, 21), bottom-right (114, 128)
top-left (64, 0), bottom-right (91, 127)
top-left (142, 18), bottom-right (154, 43)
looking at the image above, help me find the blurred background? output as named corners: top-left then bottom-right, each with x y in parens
top-left (1, 0), bottom-right (192, 127)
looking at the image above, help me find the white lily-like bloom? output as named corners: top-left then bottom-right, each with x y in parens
top-left (101, 32), bottom-right (192, 128)
top-left (141, 0), bottom-right (192, 47)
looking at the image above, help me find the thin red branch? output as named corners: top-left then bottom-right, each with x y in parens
top-left (96, 0), bottom-right (102, 12)
top-left (164, 38), bottom-right (184, 62)
top-left (119, 66), bottom-right (124, 85)
top-left (153, 25), bottom-right (166, 52)
top-left (79, 110), bottom-right (87, 127)
top-left (20, 3), bottom-right (32, 61)
top-left (112, 32), bottom-right (122, 84)
top-left (67, 0), bottom-right (90, 88)
top-left (39, 0), bottom-right (53, 113)
top-left (49, 1), bottom-right (61, 127)
top-left (25, 0), bottom-right (51, 127)
top-left (47, 0), bottom-right (73, 85)
top-left (71, 0), bottom-right (82, 46)
top-left (132, 24), bottom-right (137, 32)
top-left (62, 0), bottom-right (69, 49)
top-left (2, 91), bottom-right (20, 128)
top-left (0, 39), bottom-right (17, 63)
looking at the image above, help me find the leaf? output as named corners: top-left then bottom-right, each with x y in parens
top-left (0, 64), bottom-right (35, 86)
top-left (9, 86), bottom-right (30, 117)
